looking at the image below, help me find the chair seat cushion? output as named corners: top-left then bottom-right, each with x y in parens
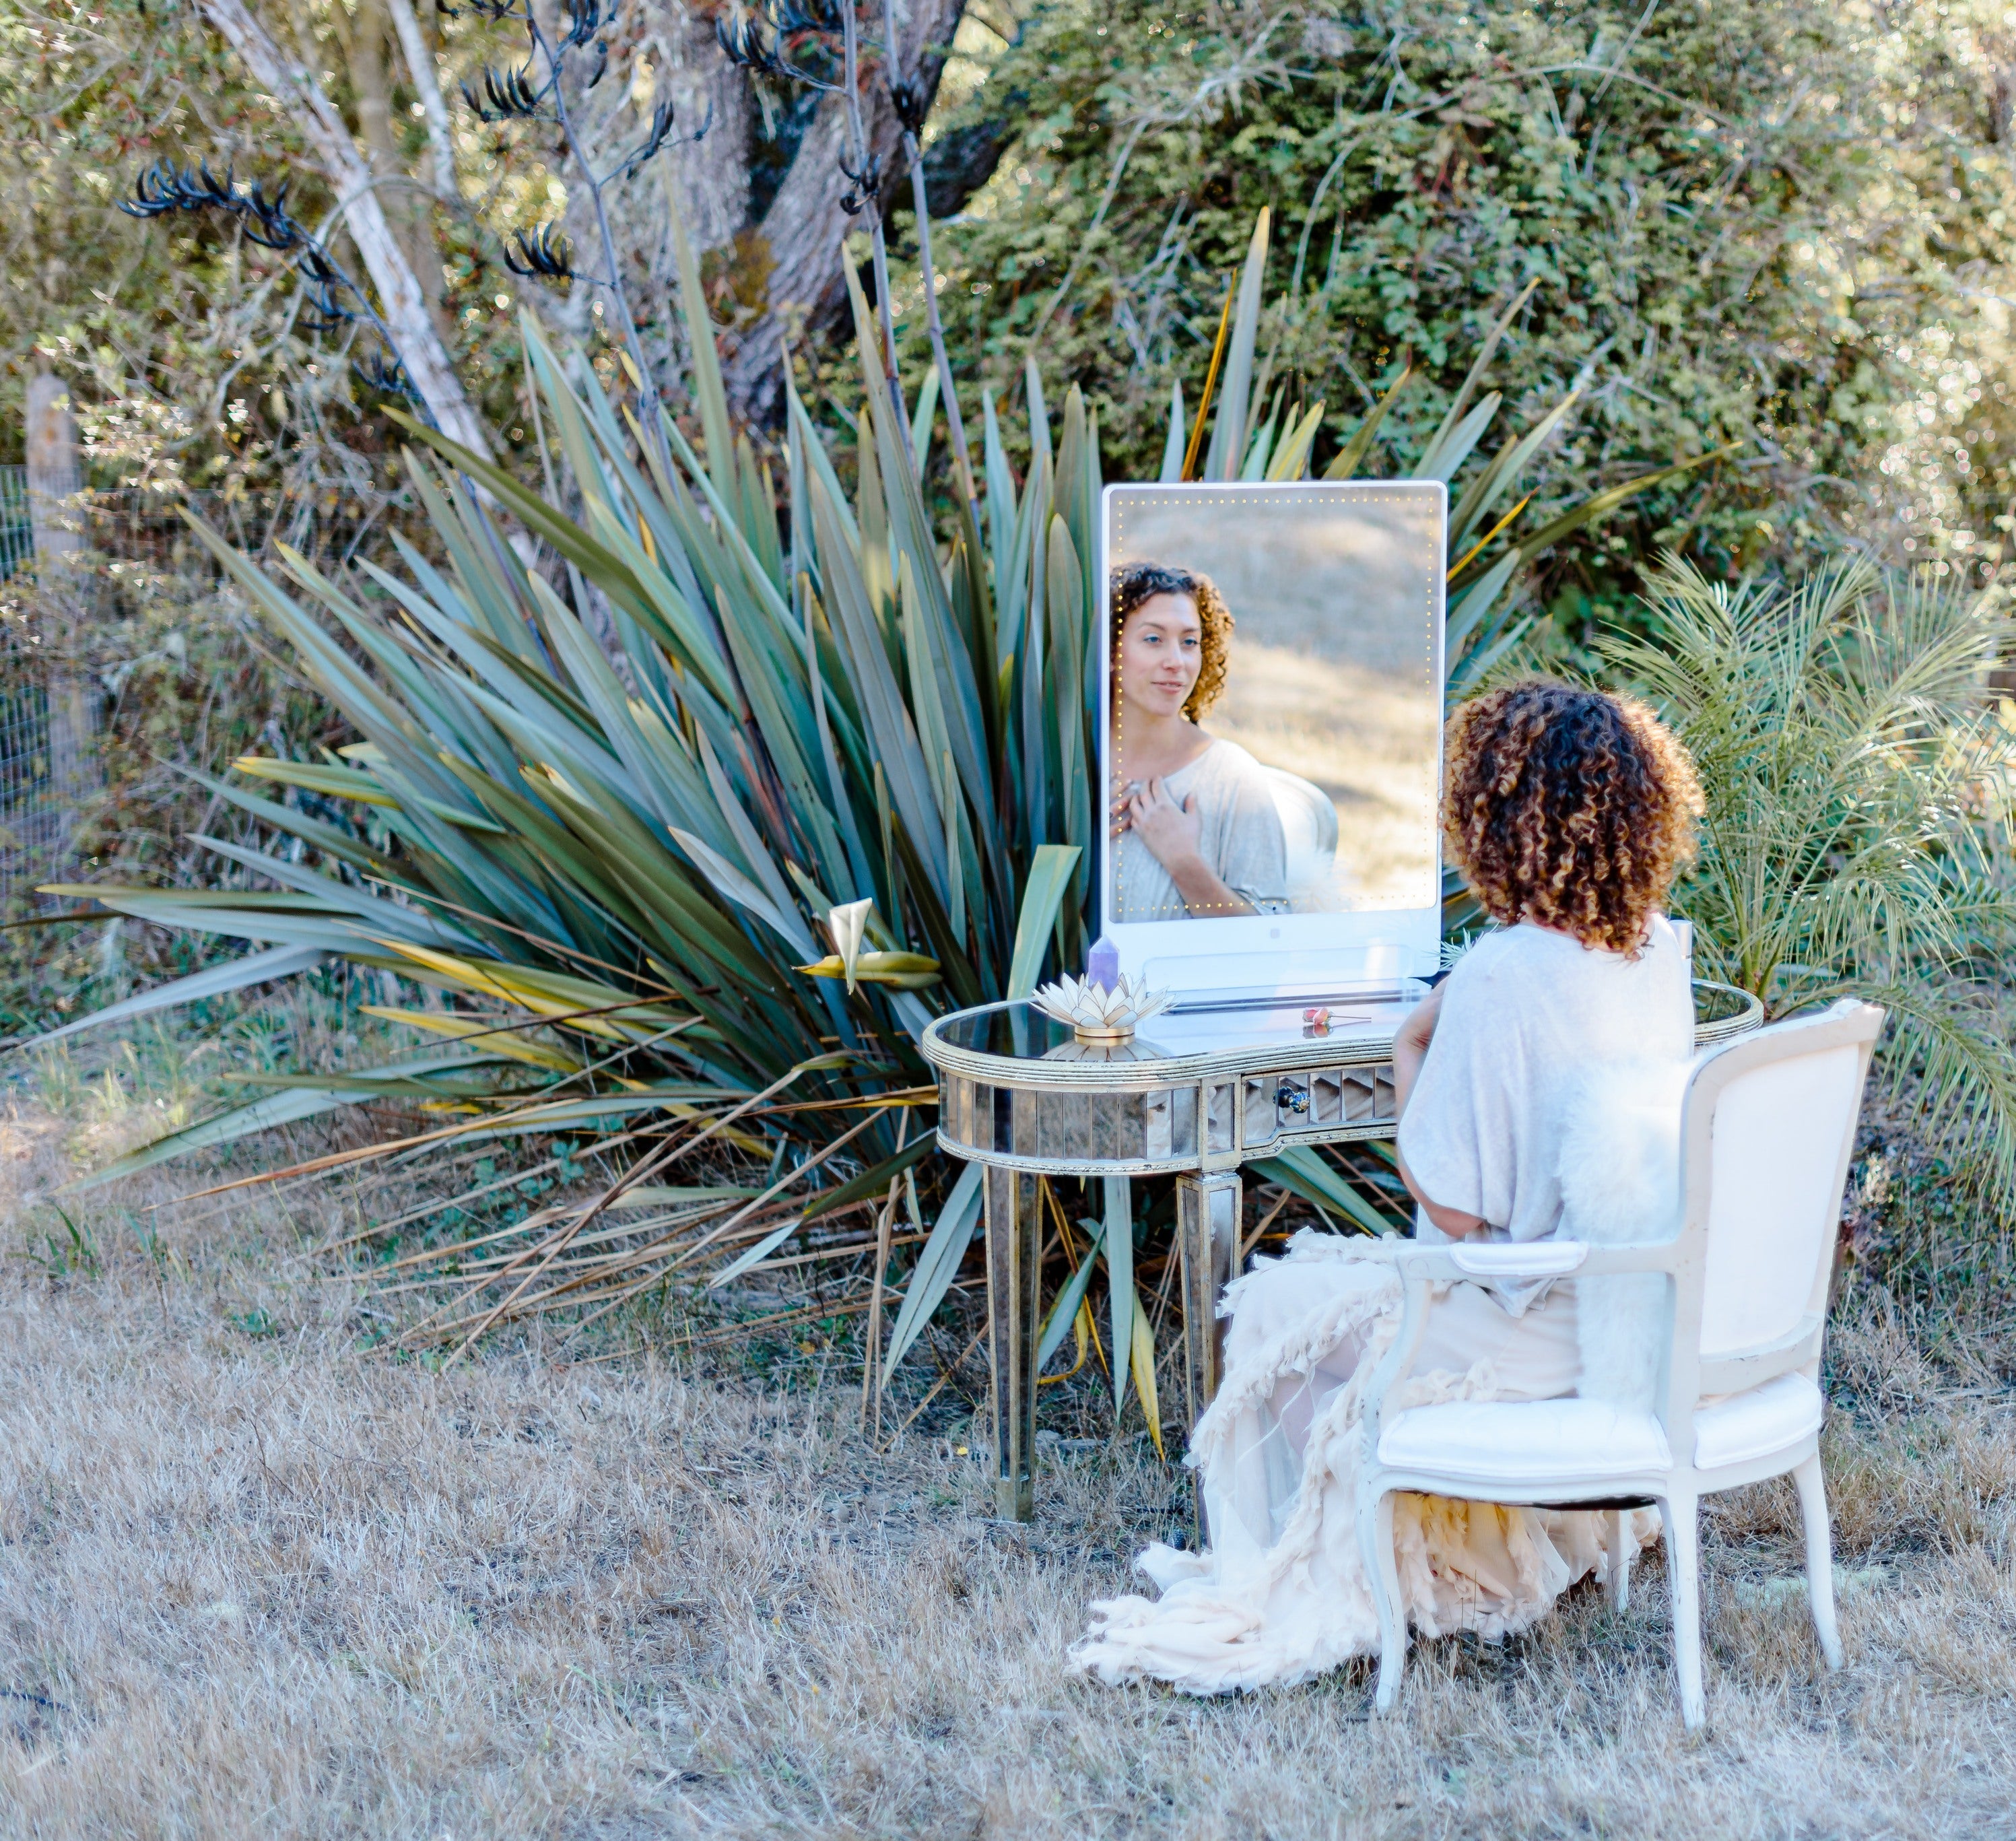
top-left (1376, 1373), bottom-right (1824, 1485)
top-left (1379, 1399), bottom-right (1671, 1483)
top-left (1692, 1372), bottom-right (1825, 1469)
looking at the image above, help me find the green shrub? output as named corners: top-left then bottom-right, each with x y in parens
top-left (927, 0), bottom-right (2016, 626)
top-left (1609, 555), bottom-right (2016, 1207)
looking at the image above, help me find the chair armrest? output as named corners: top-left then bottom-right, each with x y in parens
top-left (1448, 1241), bottom-right (1589, 1278)
top-left (1362, 1238), bottom-right (1679, 1283)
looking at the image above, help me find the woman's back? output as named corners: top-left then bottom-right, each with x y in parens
top-left (1399, 918), bottom-right (1693, 1250)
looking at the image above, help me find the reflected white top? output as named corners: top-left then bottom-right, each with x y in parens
top-left (1112, 738), bottom-right (1289, 922)
top-left (1398, 916), bottom-right (1693, 1309)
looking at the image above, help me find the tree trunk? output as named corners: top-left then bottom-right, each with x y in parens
top-left (534, 0), bottom-right (754, 397)
top-left (538, 0), bottom-right (969, 428)
top-left (204, 0), bottom-right (989, 453)
top-left (200, 0), bottom-right (493, 459)
top-left (345, 0), bottom-right (451, 345)
top-left (722, 0), bottom-right (968, 426)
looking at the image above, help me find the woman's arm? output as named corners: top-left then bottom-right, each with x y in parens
top-left (1390, 984), bottom-right (1488, 1239)
top-left (1390, 983), bottom-right (1444, 1114)
top-left (1123, 778), bottom-right (1256, 916)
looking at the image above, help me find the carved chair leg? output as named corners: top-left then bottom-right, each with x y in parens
top-left (984, 1166), bottom-right (1042, 1522)
top-left (1358, 1481), bottom-right (1406, 1712)
top-left (1794, 1453), bottom-right (1844, 1669)
top-left (1660, 1493), bottom-right (1706, 1729)
top-left (1607, 1508), bottom-right (1632, 1615)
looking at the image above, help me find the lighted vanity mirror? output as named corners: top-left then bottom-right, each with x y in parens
top-left (1099, 481), bottom-right (1447, 1002)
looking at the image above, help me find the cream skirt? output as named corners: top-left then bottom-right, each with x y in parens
top-left (1072, 1230), bottom-right (1654, 1693)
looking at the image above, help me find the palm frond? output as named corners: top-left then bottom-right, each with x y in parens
top-left (1604, 553), bottom-right (2016, 1213)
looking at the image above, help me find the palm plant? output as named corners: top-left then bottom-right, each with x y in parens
top-left (1605, 556), bottom-right (2016, 1208)
top-left (41, 207), bottom-right (1705, 1395)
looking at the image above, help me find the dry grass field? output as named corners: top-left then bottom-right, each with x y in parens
top-left (2, 1086), bottom-right (2014, 1840)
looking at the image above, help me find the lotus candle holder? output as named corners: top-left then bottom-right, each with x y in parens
top-left (1028, 973), bottom-right (1174, 1046)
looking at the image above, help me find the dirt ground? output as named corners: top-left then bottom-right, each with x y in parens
top-left (2, 1100), bottom-right (2014, 1840)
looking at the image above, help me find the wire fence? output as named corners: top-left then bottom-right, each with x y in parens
top-left (0, 466), bottom-right (405, 911)
top-left (0, 655), bottom-right (79, 873)
top-left (0, 468), bottom-right (32, 583)
top-left (36, 479), bottom-right (392, 609)
top-left (1, 464), bottom-right (98, 908)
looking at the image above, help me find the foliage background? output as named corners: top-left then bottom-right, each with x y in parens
top-left (8, 0), bottom-right (2016, 605)
top-left (0, 0), bottom-right (565, 500)
top-left (918, 0), bottom-right (2016, 638)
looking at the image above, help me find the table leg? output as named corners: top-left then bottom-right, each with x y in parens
top-left (984, 1165), bottom-right (1042, 1522)
top-left (1174, 1170), bottom-right (1242, 1431)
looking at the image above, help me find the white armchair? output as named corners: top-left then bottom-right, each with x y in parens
top-left (1353, 999), bottom-right (1883, 1727)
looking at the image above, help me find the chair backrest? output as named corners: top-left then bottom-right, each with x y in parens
top-left (1665, 1000), bottom-right (1882, 1409)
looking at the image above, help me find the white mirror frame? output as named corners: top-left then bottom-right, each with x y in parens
top-left (1096, 479), bottom-right (1448, 1002)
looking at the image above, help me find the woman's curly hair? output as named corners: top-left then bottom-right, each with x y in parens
top-left (1110, 561), bottom-right (1236, 719)
top-left (1443, 679), bottom-right (1704, 956)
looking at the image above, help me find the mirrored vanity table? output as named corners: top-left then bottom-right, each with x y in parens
top-left (920, 477), bottom-right (1761, 1520)
top-left (921, 981), bottom-right (1763, 1520)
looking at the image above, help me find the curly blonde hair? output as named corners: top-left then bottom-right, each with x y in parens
top-left (1443, 679), bottom-right (1704, 956)
top-left (1110, 562), bottom-right (1236, 719)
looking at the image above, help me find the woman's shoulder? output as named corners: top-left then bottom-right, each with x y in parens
top-left (1434, 928), bottom-right (1539, 1020)
top-left (1444, 918), bottom-right (1687, 1007)
top-left (1641, 912), bottom-right (1686, 959)
top-left (1187, 733), bottom-right (1263, 774)
top-left (1444, 923), bottom-right (1562, 981)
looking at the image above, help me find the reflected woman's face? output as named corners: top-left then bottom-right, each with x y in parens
top-left (1118, 592), bottom-right (1203, 720)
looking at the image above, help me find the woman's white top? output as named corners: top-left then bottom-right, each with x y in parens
top-left (1112, 736), bottom-right (1289, 922)
top-left (1397, 916), bottom-right (1693, 1307)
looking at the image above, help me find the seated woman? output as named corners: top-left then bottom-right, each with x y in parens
top-left (1074, 679), bottom-right (1705, 1693)
top-left (1108, 562), bottom-right (1289, 921)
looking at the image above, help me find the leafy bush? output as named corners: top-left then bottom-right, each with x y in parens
top-left (928, 0), bottom-right (2016, 624)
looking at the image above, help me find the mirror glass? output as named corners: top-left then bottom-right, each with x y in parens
top-left (1102, 484), bottom-right (1444, 928)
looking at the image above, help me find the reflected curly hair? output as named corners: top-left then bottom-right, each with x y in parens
top-left (1444, 679), bottom-right (1704, 956)
top-left (1110, 562), bottom-right (1235, 719)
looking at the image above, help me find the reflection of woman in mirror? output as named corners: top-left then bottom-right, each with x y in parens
top-left (1109, 562), bottom-right (1288, 921)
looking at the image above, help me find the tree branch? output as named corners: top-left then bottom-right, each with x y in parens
top-left (199, 0), bottom-right (492, 458)
top-left (387, 0), bottom-right (459, 203)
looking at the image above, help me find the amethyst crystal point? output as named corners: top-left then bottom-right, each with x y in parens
top-left (1086, 936), bottom-right (1120, 993)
